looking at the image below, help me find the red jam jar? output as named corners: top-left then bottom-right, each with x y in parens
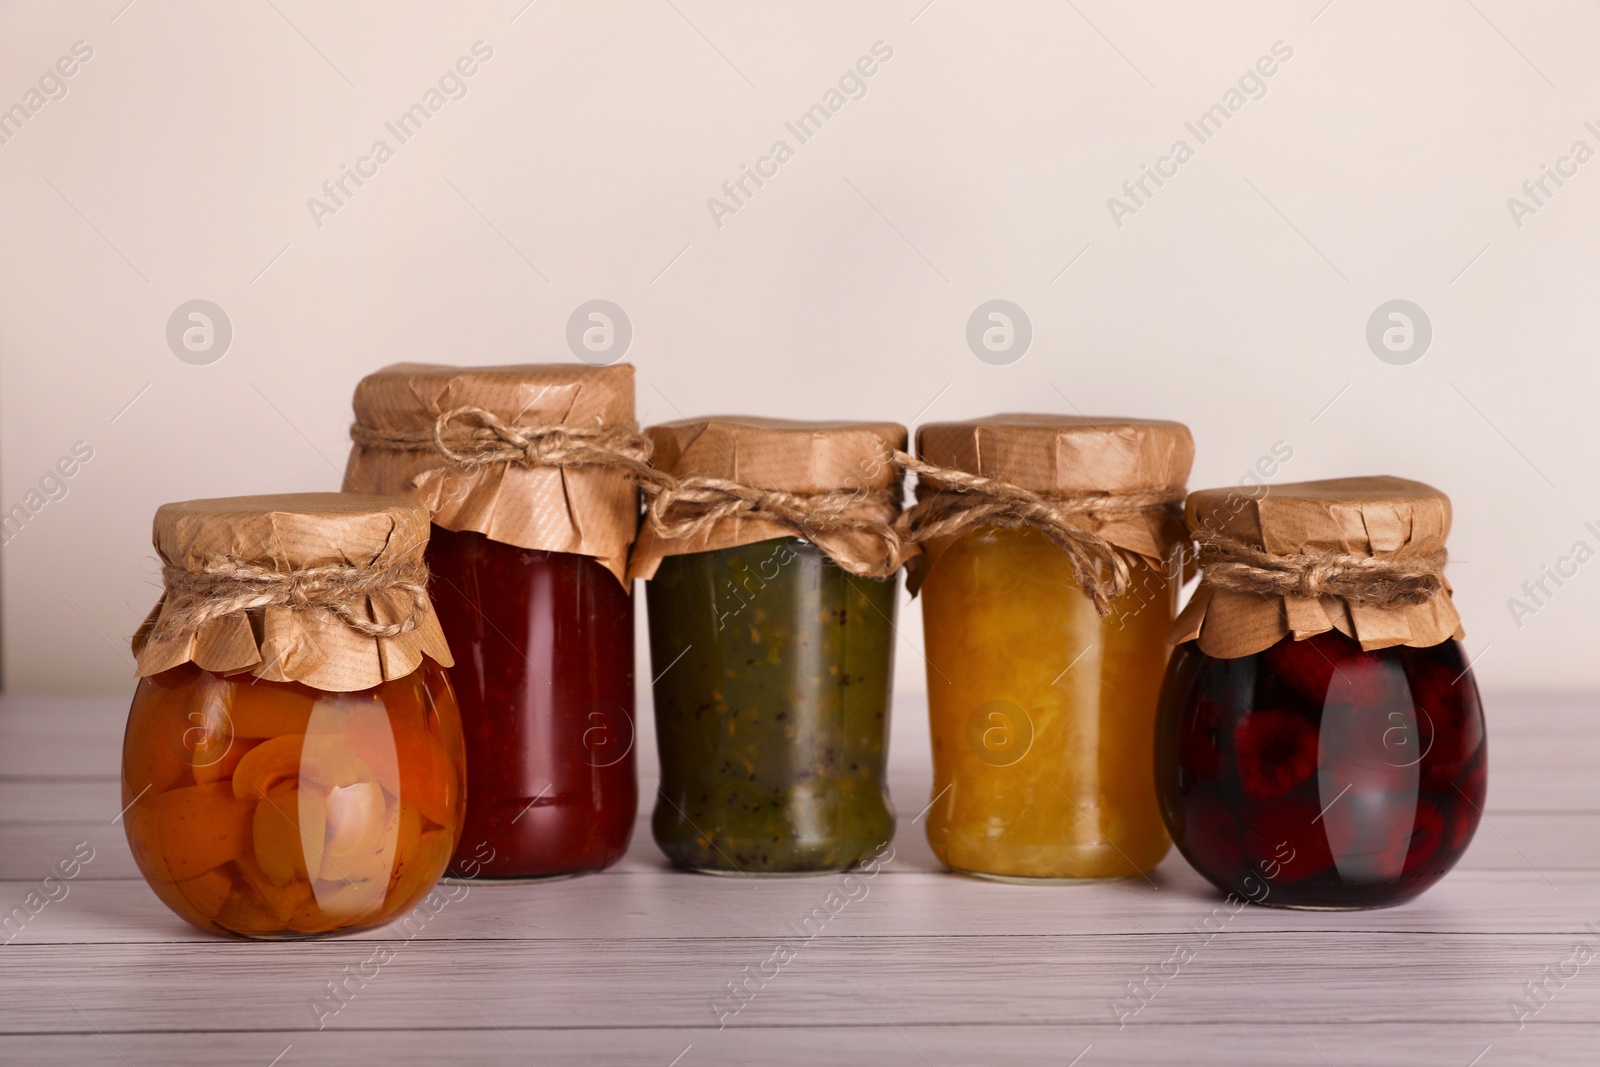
top-left (346, 364), bottom-right (644, 879)
top-left (1157, 477), bottom-right (1486, 909)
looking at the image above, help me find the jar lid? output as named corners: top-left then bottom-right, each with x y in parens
top-left (344, 362), bottom-right (639, 583)
top-left (133, 492), bottom-right (453, 692)
top-left (904, 414), bottom-right (1193, 595)
top-left (627, 417), bottom-right (907, 581)
top-left (645, 417), bottom-right (907, 491)
top-left (916, 414), bottom-right (1194, 496)
top-left (1172, 475), bottom-right (1463, 656)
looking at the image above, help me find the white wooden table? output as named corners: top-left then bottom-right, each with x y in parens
top-left (0, 690), bottom-right (1593, 1066)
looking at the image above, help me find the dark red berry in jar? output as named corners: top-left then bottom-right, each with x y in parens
top-left (1403, 801), bottom-right (1445, 874)
top-left (1265, 631), bottom-right (1389, 708)
top-left (1179, 794), bottom-right (1245, 873)
top-left (1233, 709), bottom-right (1319, 802)
top-left (1446, 763), bottom-right (1488, 855)
top-left (1447, 798), bottom-right (1479, 854)
top-left (1239, 797), bottom-right (1334, 885)
top-left (1262, 634), bottom-right (1339, 703)
top-left (1407, 660), bottom-right (1482, 776)
top-left (1180, 699), bottom-right (1225, 782)
top-left (1327, 655), bottom-right (1396, 711)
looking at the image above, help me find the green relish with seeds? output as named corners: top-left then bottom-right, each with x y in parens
top-left (648, 537), bottom-right (897, 874)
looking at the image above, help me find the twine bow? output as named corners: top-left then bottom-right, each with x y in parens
top-left (351, 405), bottom-right (674, 491)
top-left (1194, 535), bottom-right (1448, 607)
top-left (646, 477), bottom-right (905, 580)
top-left (894, 452), bottom-right (1184, 615)
top-left (359, 408), bottom-right (909, 579)
top-left (150, 557), bottom-right (431, 642)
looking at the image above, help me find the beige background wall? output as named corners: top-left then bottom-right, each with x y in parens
top-left (1, 0), bottom-right (1596, 700)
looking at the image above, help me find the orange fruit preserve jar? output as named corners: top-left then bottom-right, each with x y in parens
top-left (121, 493), bottom-right (464, 939)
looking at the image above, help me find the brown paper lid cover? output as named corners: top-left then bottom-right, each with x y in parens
top-left (133, 493), bottom-right (453, 692)
top-left (628, 417), bottom-right (907, 580)
top-left (342, 362), bottom-right (638, 582)
top-left (911, 414), bottom-right (1194, 586)
top-left (1171, 475), bottom-right (1463, 657)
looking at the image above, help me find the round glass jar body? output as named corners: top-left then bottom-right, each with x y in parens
top-left (1155, 630), bottom-right (1487, 909)
top-left (648, 537), bottom-right (896, 875)
top-left (426, 528), bottom-right (636, 880)
top-left (922, 527), bottom-right (1175, 882)
top-left (121, 660), bottom-right (465, 939)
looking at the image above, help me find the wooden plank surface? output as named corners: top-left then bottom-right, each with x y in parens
top-left (0, 690), bottom-right (1592, 1065)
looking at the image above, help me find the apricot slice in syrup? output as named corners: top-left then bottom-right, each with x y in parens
top-left (193, 737), bottom-right (258, 788)
top-left (232, 734), bottom-right (370, 801)
top-left (345, 705), bottom-right (456, 827)
top-left (143, 783), bottom-right (256, 881)
top-left (224, 679), bottom-right (315, 739)
top-left (168, 865), bottom-right (234, 922)
top-left (252, 784), bottom-right (329, 884)
top-left (233, 853), bottom-right (314, 923)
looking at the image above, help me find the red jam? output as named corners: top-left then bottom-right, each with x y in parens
top-left (426, 527), bottom-right (636, 878)
top-left (1156, 629), bottom-right (1486, 909)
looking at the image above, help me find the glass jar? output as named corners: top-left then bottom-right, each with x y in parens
top-left (1156, 630), bottom-right (1486, 908)
top-left (345, 363), bottom-right (645, 880)
top-left (923, 529), bottom-right (1175, 880)
top-left (630, 416), bottom-right (908, 876)
top-left (1158, 476), bottom-right (1484, 909)
top-left (908, 415), bottom-right (1193, 882)
top-left (647, 537), bottom-right (896, 873)
top-left (426, 528), bottom-right (635, 878)
top-left (123, 493), bottom-right (464, 939)
top-left (122, 661), bottom-right (465, 938)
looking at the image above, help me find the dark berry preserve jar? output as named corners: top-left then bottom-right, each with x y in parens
top-left (1159, 477), bottom-right (1486, 909)
top-left (1157, 630), bottom-right (1486, 908)
top-left (346, 363), bottom-right (647, 879)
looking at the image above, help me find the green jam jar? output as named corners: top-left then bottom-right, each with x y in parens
top-left (648, 538), bottom-right (896, 873)
top-left (631, 417), bottom-right (907, 876)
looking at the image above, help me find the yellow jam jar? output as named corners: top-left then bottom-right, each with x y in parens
top-left (903, 415), bottom-right (1194, 882)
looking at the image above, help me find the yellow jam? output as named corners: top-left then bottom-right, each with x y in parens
top-left (921, 527), bottom-right (1174, 881)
